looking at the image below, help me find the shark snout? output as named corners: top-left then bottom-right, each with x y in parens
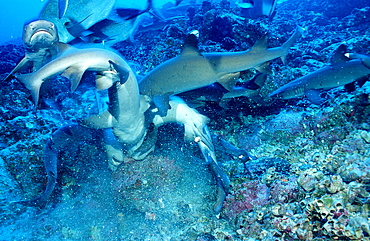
top-left (269, 89), bottom-right (284, 99)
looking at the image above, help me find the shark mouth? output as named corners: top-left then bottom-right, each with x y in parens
top-left (30, 30), bottom-right (54, 42)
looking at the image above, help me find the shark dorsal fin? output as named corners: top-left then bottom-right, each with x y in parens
top-left (331, 44), bottom-right (350, 65)
top-left (249, 35), bottom-right (268, 53)
top-left (181, 31), bottom-right (201, 56)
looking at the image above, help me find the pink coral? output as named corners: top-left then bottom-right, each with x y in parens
top-left (270, 178), bottom-right (301, 204)
top-left (223, 180), bottom-right (270, 220)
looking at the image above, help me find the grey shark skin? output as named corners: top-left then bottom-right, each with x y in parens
top-left (152, 96), bottom-right (230, 212)
top-left (15, 47), bottom-right (130, 106)
top-left (239, 0), bottom-right (277, 19)
top-left (82, 60), bottom-right (147, 158)
top-left (269, 46), bottom-right (370, 104)
top-left (40, 0), bottom-right (115, 43)
top-left (4, 20), bottom-right (71, 81)
top-left (139, 27), bottom-right (303, 115)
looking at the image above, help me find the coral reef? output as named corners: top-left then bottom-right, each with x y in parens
top-left (0, 0), bottom-right (369, 240)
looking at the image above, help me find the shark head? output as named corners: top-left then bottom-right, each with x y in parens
top-left (23, 20), bottom-right (59, 51)
top-left (269, 80), bottom-right (306, 100)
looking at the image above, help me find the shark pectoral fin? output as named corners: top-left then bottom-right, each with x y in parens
top-left (153, 95), bottom-right (171, 117)
top-left (344, 82), bottom-right (356, 92)
top-left (305, 89), bottom-right (324, 105)
top-left (218, 72), bottom-right (240, 91)
top-left (255, 61), bottom-right (272, 74)
top-left (15, 73), bottom-right (41, 106)
top-left (4, 57), bottom-right (32, 81)
top-left (80, 110), bottom-right (114, 129)
top-left (61, 66), bottom-right (85, 91)
top-left (56, 42), bottom-right (75, 54)
top-left (4, 57), bottom-right (33, 82)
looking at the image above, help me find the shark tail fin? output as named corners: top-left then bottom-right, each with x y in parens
top-left (16, 73), bottom-right (41, 106)
top-left (282, 26), bottom-right (304, 51)
top-left (278, 26), bottom-right (304, 64)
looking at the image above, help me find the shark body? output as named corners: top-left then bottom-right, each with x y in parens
top-left (15, 47), bottom-right (129, 106)
top-left (269, 46), bottom-right (370, 104)
top-left (139, 27), bottom-right (303, 115)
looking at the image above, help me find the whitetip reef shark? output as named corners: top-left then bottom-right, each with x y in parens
top-left (3, 20), bottom-right (70, 81)
top-left (139, 27), bottom-right (303, 116)
top-left (40, 0), bottom-right (166, 45)
top-left (14, 47), bottom-right (131, 107)
top-left (269, 45), bottom-right (370, 104)
top-left (19, 58), bottom-right (233, 212)
top-left (40, 0), bottom-right (116, 43)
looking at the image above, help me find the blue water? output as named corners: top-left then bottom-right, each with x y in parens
top-left (0, 0), bottom-right (44, 43)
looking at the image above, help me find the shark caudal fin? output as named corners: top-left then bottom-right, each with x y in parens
top-left (15, 73), bottom-right (42, 106)
top-left (280, 26), bottom-right (304, 63)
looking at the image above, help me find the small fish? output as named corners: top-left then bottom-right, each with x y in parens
top-left (236, 2), bottom-right (254, 9)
